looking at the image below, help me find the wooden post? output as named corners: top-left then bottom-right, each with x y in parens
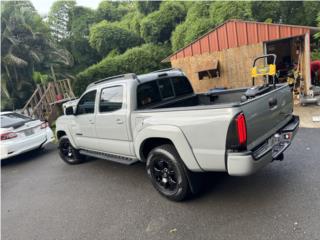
top-left (304, 32), bottom-right (311, 95)
top-left (50, 65), bottom-right (61, 97)
top-left (67, 79), bottom-right (75, 98)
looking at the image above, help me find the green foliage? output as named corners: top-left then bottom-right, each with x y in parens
top-left (60, 6), bottom-right (100, 71)
top-left (116, 11), bottom-right (144, 36)
top-left (171, 2), bottom-right (213, 51)
top-left (1, 0), bottom-right (73, 110)
top-left (252, 1), bottom-right (320, 26)
top-left (136, 1), bottom-right (161, 15)
top-left (96, 1), bottom-right (129, 22)
top-left (32, 71), bottom-right (50, 85)
top-left (48, 0), bottom-right (76, 41)
top-left (2, 0), bottom-right (320, 111)
top-left (140, 1), bottom-right (186, 43)
top-left (89, 20), bottom-right (142, 56)
top-left (311, 49), bottom-right (320, 61)
top-left (251, 1), bottom-right (281, 23)
top-left (75, 44), bottom-right (170, 95)
top-left (209, 1), bottom-right (253, 25)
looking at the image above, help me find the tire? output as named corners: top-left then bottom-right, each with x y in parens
top-left (58, 136), bottom-right (84, 165)
top-left (146, 144), bottom-right (190, 201)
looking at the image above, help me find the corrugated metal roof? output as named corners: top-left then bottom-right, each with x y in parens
top-left (163, 19), bottom-right (320, 62)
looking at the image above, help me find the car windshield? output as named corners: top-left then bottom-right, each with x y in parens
top-left (0, 113), bottom-right (32, 128)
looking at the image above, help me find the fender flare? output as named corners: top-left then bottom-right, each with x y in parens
top-left (56, 125), bottom-right (77, 149)
top-left (134, 125), bottom-right (203, 171)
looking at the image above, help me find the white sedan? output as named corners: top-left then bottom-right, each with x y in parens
top-left (0, 112), bottom-right (55, 160)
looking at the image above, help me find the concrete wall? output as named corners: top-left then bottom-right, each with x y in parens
top-left (171, 43), bottom-right (264, 93)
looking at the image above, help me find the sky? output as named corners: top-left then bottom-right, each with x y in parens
top-left (31, 0), bottom-right (101, 15)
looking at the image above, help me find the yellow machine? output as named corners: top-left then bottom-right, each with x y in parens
top-left (251, 54), bottom-right (277, 87)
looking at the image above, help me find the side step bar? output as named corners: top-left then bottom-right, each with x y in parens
top-left (79, 149), bottom-right (139, 165)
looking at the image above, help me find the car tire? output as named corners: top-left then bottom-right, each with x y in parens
top-left (146, 144), bottom-right (190, 201)
top-left (58, 136), bottom-right (84, 164)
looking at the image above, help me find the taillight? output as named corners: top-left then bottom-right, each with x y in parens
top-left (235, 113), bottom-right (247, 146)
top-left (40, 122), bottom-right (48, 129)
top-left (0, 132), bottom-right (17, 141)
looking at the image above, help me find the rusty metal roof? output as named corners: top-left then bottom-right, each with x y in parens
top-left (162, 19), bottom-right (320, 62)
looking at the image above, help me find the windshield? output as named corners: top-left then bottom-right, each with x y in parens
top-left (0, 113), bottom-right (32, 128)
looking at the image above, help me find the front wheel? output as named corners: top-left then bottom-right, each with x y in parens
top-left (58, 136), bottom-right (84, 164)
top-left (146, 144), bottom-right (190, 201)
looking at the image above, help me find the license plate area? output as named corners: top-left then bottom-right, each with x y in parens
top-left (271, 133), bottom-right (291, 159)
top-left (253, 132), bottom-right (292, 160)
top-left (24, 129), bottom-right (34, 136)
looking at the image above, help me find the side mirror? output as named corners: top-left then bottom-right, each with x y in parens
top-left (65, 106), bottom-right (75, 115)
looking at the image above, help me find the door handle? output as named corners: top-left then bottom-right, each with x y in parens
top-left (116, 118), bottom-right (124, 124)
top-left (89, 119), bottom-right (94, 124)
top-left (268, 98), bottom-right (278, 108)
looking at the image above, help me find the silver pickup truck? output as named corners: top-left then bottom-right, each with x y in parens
top-left (56, 68), bottom-right (299, 201)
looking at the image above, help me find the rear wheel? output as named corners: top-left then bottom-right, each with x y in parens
top-left (146, 144), bottom-right (190, 201)
top-left (58, 136), bottom-right (84, 164)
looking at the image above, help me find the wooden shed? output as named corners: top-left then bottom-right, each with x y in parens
top-left (162, 19), bottom-right (319, 93)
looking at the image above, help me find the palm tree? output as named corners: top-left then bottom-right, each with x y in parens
top-left (1, 1), bottom-right (73, 110)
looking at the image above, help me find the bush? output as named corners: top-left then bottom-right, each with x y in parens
top-left (74, 44), bottom-right (171, 95)
top-left (140, 2), bottom-right (186, 43)
top-left (171, 2), bottom-right (214, 51)
top-left (89, 20), bottom-right (142, 56)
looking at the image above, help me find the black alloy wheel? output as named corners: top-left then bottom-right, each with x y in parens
top-left (146, 144), bottom-right (190, 201)
top-left (58, 136), bottom-right (84, 164)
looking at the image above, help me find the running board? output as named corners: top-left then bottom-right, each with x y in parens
top-left (79, 149), bottom-right (139, 165)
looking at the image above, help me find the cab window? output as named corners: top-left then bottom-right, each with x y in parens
top-left (158, 78), bottom-right (174, 99)
top-left (171, 76), bottom-right (193, 96)
top-left (99, 86), bottom-right (123, 112)
top-left (137, 81), bottom-right (161, 108)
top-left (76, 90), bottom-right (96, 115)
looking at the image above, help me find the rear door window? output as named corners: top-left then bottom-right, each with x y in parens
top-left (137, 81), bottom-right (161, 108)
top-left (99, 86), bottom-right (123, 112)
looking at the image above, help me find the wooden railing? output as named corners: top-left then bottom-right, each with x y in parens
top-left (22, 79), bottom-right (76, 122)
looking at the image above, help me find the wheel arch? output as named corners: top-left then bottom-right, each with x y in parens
top-left (135, 125), bottom-right (202, 171)
top-left (56, 130), bottom-right (66, 139)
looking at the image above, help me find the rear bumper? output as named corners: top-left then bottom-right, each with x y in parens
top-left (227, 115), bottom-right (299, 176)
top-left (0, 128), bottom-right (55, 160)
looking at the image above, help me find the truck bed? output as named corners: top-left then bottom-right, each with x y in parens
top-left (144, 86), bottom-right (271, 110)
top-left (134, 84), bottom-right (293, 153)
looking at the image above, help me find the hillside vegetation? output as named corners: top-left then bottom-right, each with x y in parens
top-left (1, 1), bottom-right (320, 109)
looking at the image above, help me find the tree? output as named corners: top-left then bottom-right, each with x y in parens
top-left (96, 1), bottom-right (129, 22)
top-left (136, 1), bottom-right (161, 15)
top-left (171, 2), bottom-right (213, 51)
top-left (116, 11), bottom-right (144, 36)
top-left (61, 6), bottom-right (100, 71)
top-left (251, 1), bottom-right (281, 23)
top-left (75, 43), bottom-right (170, 95)
top-left (1, 1), bottom-right (73, 110)
top-left (89, 20), bottom-right (142, 56)
top-left (209, 1), bottom-right (253, 25)
top-left (140, 1), bottom-right (186, 43)
top-left (48, 0), bottom-right (76, 42)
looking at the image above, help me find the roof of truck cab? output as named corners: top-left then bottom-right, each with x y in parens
top-left (86, 69), bottom-right (184, 90)
top-left (137, 69), bottom-right (184, 83)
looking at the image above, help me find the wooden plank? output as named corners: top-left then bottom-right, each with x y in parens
top-left (67, 79), bottom-right (75, 98)
top-left (22, 88), bottom-right (39, 113)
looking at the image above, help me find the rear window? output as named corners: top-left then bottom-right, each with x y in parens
top-left (0, 113), bottom-right (32, 128)
top-left (172, 76), bottom-right (193, 96)
top-left (158, 78), bottom-right (174, 99)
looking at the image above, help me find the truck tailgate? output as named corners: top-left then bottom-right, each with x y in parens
top-left (240, 84), bottom-right (293, 150)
